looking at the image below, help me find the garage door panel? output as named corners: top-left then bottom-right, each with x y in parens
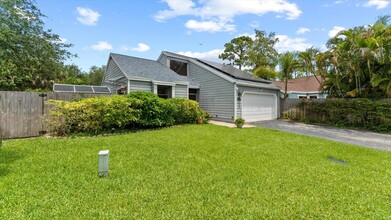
top-left (242, 93), bottom-right (277, 122)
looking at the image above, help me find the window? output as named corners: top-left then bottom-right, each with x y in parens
top-left (157, 85), bottom-right (172, 99)
top-left (189, 89), bottom-right (198, 101)
top-left (170, 60), bottom-right (188, 76)
top-left (309, 95), bottom-right (318, 99)
top-left (298, 96), bottom-right (307, 99)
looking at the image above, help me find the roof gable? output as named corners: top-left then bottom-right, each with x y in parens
top-left (109, 53), bottom-right (198, 86)
top-left (161, 51), bottom-right (279, 90)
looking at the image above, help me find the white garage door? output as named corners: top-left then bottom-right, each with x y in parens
top-left (242, 93), bottom-right (277, 122)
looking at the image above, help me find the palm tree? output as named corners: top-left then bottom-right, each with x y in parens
top-left (278, 52), bottom-right (300, 99)
top-left (298, 47), bottom-right (324, 84)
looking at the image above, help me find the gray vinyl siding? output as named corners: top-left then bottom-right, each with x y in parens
top-left (237, 100), bottom-right (241, 119)
top-left (129, 80), bottom-right (152, 92)
top-left (237, 85), bottom-right (280, 118)
top-left (157, 55), bottom-right (168, 66)
top-left (188, 62), bottom-right (235, 120)
top-left (103, 58), bottom-right (127, 94)
top-left (175, 84), bottom-right (188, 98)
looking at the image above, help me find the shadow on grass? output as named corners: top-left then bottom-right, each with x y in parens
top-left (0, 149), bottom-right (23, 177)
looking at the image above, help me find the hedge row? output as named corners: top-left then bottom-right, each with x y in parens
top-left (46, 91), bottom-right (210, 136)
top-left (290, 99), bottom-right (391, 132)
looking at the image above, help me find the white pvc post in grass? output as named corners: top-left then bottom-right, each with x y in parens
top-left (98, 150), bottom-right (109, 177)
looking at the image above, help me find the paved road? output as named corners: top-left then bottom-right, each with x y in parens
top-left (250, 120), bottom-right (391, 152)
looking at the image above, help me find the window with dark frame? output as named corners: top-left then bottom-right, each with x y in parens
top-left (298, 96), bottom-right (307, 99)
top-left (170, 60), bottom-right (188, 76)
top-left (157, 85), bottom-right (172, 99)
top-left (188, 88), bottom-right (198, 101)
top-left (309, 95), bottom-right (318, 99)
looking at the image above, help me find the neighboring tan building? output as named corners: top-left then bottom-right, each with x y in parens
top-left (272, 75), bottom-right (327, 99)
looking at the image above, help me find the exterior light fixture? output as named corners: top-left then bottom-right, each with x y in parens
top-left (98, 150), bottom-right (109, 177)
top-left (237, 90), bottom-right (242, 101)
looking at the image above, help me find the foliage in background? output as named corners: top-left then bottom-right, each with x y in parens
top-left (218, 36), bottom-right (253, 70)
top-left (219, 29), bottom-right (279, 79)
top-left (58, 64), bottom-right (106, 86)
top-left (86, 65), bottom-right (106, 85)
top-left (0, 0), bottom-right (75, 91)
top-left (278, 52), bottom-right (301, 99)
top-left (47, 92), bottom-right (209, 136)
top-left (285, 99), bottom-right (391, 133)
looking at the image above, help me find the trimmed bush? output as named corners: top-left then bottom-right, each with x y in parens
top-left (47, 95), bottom-right (139, 136)
top-left (128, 91), bottom-right (174, 127)
top-left (290, 99), bottom-right (391, 132)
top-left (235, 118), bottom-right (245, 128)
top-left (47, 92), bottom-right (209, 136)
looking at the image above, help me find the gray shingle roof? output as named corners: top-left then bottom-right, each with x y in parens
top-left (197, 59), bottom-right (271, 84)
top-left (110, 53), bottom-right (199, 86)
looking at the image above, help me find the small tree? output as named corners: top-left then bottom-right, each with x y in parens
top-left (0, 0), bottom-right (75, 90)
top-left (219, 36), bottom-right (253, 70)
top-left (278, 52), bottom-right (300, 99)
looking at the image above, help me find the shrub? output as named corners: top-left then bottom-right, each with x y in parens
top-left (166, 98), bottom-right (202, 124)
top-left (46, 96), bottom-right (139, 136)
top-left (47, 91), bottom-right (210, 136)
top-left (128, 92), bottom-right (209, 127)
top-left (235, 118), bottom-right (245, 128)
top-left (128, 91), bottom-right (172, 127)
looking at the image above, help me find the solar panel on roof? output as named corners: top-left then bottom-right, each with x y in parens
top-left (93, 86), bottom-right (111, 93)
top-left (53, 84), bottom-right (74, 92)
top-left (53, 84), bottom-right (111, 94)
top-left (75, 85), bottom-right (94, 92)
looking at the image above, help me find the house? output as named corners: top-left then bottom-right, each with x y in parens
top-left (102, 51), bottom-right (281, 122)
top-left (272, 75), bottom-right (327, 99)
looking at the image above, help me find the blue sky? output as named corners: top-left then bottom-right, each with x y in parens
top-left (36, 0), bottom-right (391, 71)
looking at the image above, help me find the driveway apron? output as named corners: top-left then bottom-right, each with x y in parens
top-left (250, 120), bottom-right (391, 152)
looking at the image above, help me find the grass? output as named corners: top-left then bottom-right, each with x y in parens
top-left (0, 124), bottom-right (390, 219)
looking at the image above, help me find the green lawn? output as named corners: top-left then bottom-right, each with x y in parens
top-left (0, 125), bottom-right (390, 219)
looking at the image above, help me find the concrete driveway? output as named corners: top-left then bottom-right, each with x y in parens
top-left (250, 120), bottom-right (391, 152)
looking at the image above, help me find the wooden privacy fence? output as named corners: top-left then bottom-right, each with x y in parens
top-left (0, 92), bottom-right (110, 139)
top-left (280, 98), bottom-right (326, 119)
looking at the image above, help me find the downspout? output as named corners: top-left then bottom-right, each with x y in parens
top-left (233, 82), bottom-right (237, 120)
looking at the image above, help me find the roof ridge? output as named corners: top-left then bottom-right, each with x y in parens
top-left (110, 53), bottom-right (158, 63)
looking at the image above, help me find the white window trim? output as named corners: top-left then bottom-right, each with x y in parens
top-left (168, 58), bottom-right (189, 77)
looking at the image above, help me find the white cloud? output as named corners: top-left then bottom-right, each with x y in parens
top-left (155, 0), bottom-right (302, 32)
top-left (90, 41), bottom-right (113, 50)
top-left (236, 33), bottom-right (313, 52)
top-left (177, 49), bottom-right (224, 62)
top-left (249, 20), bottom-right (260, 28)
top-left (154, 0), bottom-right (196, 22)
top-left (76, 7), bottom-right (100, 26)
top-left (363, 0), bottom-right (389, 9)
top-left (334, 0), bottom-right (349, 4)
top-left (235, 32), bottom-right (256, 39)
top-left (275, 35), bottom-right (313, 52)
top-left (185, 19), bottom-right (235, 32)
top-left (323, 0), bottom-right (349, 7)
top-left (59, 37), bottom-right (67, 43)
top-left (328, 26), bottom-right (346, 38)
top-left (131, 43), bottom-right (150, 52)
top-left (297, 27), bottom-right (310, 34)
